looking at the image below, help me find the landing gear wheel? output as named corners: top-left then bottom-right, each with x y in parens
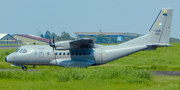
top-left (22, 66), bottom-right (27, 71)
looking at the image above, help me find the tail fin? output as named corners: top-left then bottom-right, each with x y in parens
top-left (147, 8), bottom-right (173, 45)
top-left (119, 8), bottom-right (173, 47)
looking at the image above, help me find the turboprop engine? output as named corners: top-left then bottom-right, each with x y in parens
top-left (49, 38), bottom-right (94, 50)
top-left (54, 41), bottom-right (71, 49)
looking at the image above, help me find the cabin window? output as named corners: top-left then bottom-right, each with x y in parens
top-left (67, 53), bottom-right (69, 55)
top-left (35, 52), bottom-right (37, 55)
top-left (47, 52), bottom-right (49, 55)
top-left (79, 53), bottom-right (82, 55)
top-left (55, 52), bottom-right (57, 55)
top-left (76, 53), bottom-right (78, 55)
top-left (59, 53), bottom-right (61, 55)
top-left (71, 53), bottom-right (74, 55)
top-left (63, 53), bottom-right (65, 55)
top-left (87, 53), bottom-right (90, 55)
top-left (83, 53), bottom-right (86, 55)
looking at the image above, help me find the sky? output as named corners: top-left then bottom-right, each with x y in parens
top-left (0, 0), bottom-right (179, 38)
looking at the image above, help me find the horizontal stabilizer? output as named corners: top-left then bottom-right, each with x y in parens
top-left (144, 44), bottom-right (172, 51)
top-left (146, 44), bottom-right (173, 47)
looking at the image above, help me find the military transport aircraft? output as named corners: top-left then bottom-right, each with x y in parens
top-left (5, 8), bottom-right (173, 70)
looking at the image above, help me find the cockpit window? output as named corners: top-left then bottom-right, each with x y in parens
top-left (19, 49), bottom-right (23, 53)
top-left (15, 48), bottom-right (20, 52)
top-left (15, 48), bottom-right (28, 53)
top-left (23, 49), bottom-right (27, 53)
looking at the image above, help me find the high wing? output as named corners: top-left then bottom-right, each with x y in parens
top-left (50, 58), bottom-right (95, 68)
top-left (70, 38), bottom-right (94, 49)
top-left (54, 38), bottom-right (94, 50)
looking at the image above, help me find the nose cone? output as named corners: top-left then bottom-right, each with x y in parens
top-left (5, 57), bottom-right (7, 62)
top-left (5, 53), bottom-right (16, 63)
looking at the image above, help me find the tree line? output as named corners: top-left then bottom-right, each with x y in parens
top-left (39, 30), bottom-right (180, 44)
top-left (39, 31), bottom-right (129, 44)
top-left (170, 37), bottom-right (180, 43)
top-left (40, 31), bottom-right (75, 41)
top-left (81, 34), bottom-right (134, 44)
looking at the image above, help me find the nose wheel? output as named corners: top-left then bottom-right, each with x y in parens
top-left (11, 64), bottom-right (28, 71)
top-left (22, 66), bottom-right (27, 71)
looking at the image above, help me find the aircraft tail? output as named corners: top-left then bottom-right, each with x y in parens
top-left (119, 8), bottom-right (173, 47)
top-left (147, 8), bottom-right (173, 45)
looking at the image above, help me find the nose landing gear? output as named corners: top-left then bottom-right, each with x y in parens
top-left (11, 64), bottom-right (27, 71)
top-left (22, 66), bottom-right (27, 71)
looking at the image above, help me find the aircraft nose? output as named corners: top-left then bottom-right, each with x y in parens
top-left (5, 57), bottom-right (7, 62)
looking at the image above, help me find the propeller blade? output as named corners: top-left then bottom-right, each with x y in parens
top-left (49, 34), bottom-right (56, 61)
top-left (53, 47), bottom-right (56, 60)
top-left (53, 36), bottom-right (55, 43)
top-left (49, 39), bottom-right (51, 45)
top-left (49, 36), bottom-right (55, 48)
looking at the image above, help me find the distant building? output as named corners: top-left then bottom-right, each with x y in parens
top-left (13, 34), bottom-right (49, 45)
top-left (0, 33), bottom-right (18, 44)
top-left (74, 32), bottom-right (140, 41)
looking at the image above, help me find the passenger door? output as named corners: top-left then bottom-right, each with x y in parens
top-left (95, 48), bottom-right (102, 64)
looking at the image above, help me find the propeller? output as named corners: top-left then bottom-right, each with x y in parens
top-left (49, 36), bottom-right (57, 63)
top-left (49, 37), bottom-right (55, 48)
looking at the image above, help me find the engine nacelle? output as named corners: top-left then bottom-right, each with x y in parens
top-left (55, 41), bottom-right (71, 49)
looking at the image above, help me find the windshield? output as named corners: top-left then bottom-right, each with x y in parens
top-left (14, 48), bottom-right (28, 53)
top-left (22, 49), bottom-right (27, 53)
top-left (14, 48), bottom-right (20, 52)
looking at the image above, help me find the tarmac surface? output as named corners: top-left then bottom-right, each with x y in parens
top-left (152, 71), bottom-right (180, 76)
top-left (0, 46), bottom-right (20, 49)
top-left (0, 69), bottom-right (180, 76)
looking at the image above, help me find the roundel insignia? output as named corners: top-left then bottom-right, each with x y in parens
top-left (164, 10), bottom-right (167, 13)
top-left (158, 23), bottom-right (162, 26)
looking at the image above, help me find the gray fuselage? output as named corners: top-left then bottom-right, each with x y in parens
top-left (6, 44), bottom-right (147, 66)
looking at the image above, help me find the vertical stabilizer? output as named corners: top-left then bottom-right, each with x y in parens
top-left (147, 8), bottom-right (173, 45)
top-left (119, 8), bottom-right (174, 47)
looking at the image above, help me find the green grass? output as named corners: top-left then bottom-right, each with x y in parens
top-left (0, 48), bottom-right (18, 69)
top-left (0, 48), bottom-right (16, 61)
top-left (0, 43), bottom-right (180, 90)
top-left (0, 69), bottom-right (180, 90)
top-left (0, 44), bottom-right (21, 46)
top-left (0, 67), bottom-right (153, 90)
top-left (0, 67), bottom-right (152, 82)
top-left (104, 43), bottom-right (180, 70)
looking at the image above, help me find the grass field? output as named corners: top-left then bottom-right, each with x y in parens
top-left (0, 43), bottom-right (180, 90)
top-left (107, 43), bottom-right (180, 71)
top-left (0, 44), bottom-right (21, 46)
